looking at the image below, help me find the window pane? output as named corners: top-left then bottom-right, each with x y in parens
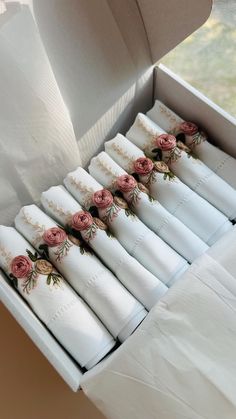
top-left (161, 0), bottom-right (236, 118)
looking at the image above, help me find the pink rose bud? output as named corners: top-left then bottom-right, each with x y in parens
top-left (72, 211), bottom-right (94, 231)
top-left (43, 227), bottom-right (67, 247)
top-left (155, 134), bottom-right (177, 151)
top-left (180, 121), bottom-right (198, 136)
top-left (11, 255), bottom-right (32, 279)
top-left (93, 189), bottom-right (114, 209)
top-left (116, 174), bottom-right (137, 192)
top-left (133, 157), bottom-right (154, 175)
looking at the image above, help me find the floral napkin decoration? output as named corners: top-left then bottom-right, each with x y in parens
top-left (68, 209), bottom-right (113, 242)
top-left (129, 156), bottom-right (175, 188)
top-left (150, 134), bottom-right (198, 165)
top-left (177, 121), bottom-right (207, 148)
top-left (90, 189), bottom-right (136, 223)
top-left (115, 174), bottom-right (154, 209)
top-left (9, 250), bottom-right (62, 294)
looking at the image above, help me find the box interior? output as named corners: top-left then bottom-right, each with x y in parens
top-left (0, 0), bottom-right (215, 392)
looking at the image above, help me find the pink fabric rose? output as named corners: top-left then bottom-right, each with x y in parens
top-left (116, 174), bottom-right (137, 192)
top-left (43, 227), bottom-right (67, 247)
top-left (133, 157), bottom-right (154, 175)
top-left (180, 121), bottom-right (198, 136)
top-left (11, 255), bottom-right (32, 278)
top-left (155, 134), bottom-right (177, 151)
top-left (93, 189), bottom-right (114, 208)
top-left (72, 211), bottom-right (94, 231)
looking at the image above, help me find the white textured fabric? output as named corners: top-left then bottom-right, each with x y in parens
top-left (125, 121), bottom-right (232, 243)
top-left (69, 163), bottom-right (189, 287)
top-left (14, 205), bottom-right (146, 341)
top-left (127, 113), bottom-right (236, 219)
top-left (105, 134), bottom-right (209, 262)
top-left (82, 234), bottom-right (236, 419)
top-left (147, 100), bottom-right (236, 189)
top-left (41, 185), bottom-right (167, 310)
top-left (207, 225), bottom-right (236, 280)
top-left (0, 226), bottom-right (115, 369)
top-left (0, 5), bottom-right (81, 226)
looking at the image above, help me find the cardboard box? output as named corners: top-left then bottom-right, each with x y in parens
top-left (4, 0), bottom-right (234, 394)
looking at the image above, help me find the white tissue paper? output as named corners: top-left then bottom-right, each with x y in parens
top-left (82, 227), bottom-right (236, 419)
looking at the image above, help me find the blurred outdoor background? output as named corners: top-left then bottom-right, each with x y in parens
top-left (161, 0), bottom-right (236, 117)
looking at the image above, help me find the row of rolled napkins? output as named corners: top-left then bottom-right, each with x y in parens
top-left (106, 134), bottom-right (232, 244)
top-left (126, 113), bottom-right (236, 220)
top-left (3, 100), bottom-right (234, 373)
top-left (147, 100), bottom-right (236, 189)
top-left (87, 151), bottom-right (208, 262)
top-left (64, 168), bottom-right (189, 287)
top-left (0, 226), bottom-right (115, 369)
top-left (14, 206), bottom-right (147, 342)
top-left (41, 185), bottom-right (168, 310)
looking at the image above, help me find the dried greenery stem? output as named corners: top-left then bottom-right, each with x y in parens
top-left (102, 203), bottom-right (120, 223)
top-left (22, 269), bottom-right (38, 294)
top-left (129, 187), bottom-right (141, 208)
top-left (190, 131), bottom-right (206, 147)
top-left (83, 223), bottom-right (98, 242)
top-left (54, 239), bottom-right (72, 262)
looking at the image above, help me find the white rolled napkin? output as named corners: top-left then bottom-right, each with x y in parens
top-left (107, 133), bottom-right (232, 245)
top-left (15, 205), bottom-right (147, 342)
top-left (126, 113), bottom-right (236, 220)
top-left (104, 136), bottom-right (209, 262)
top-left (41, 185), bottom-right (167, 310)
top-left (0, 226), bottom-right (115, 369)
top-left (64, 166), bottom-right (189, 287)
top-left (147, 100), bottom-right (236, 189)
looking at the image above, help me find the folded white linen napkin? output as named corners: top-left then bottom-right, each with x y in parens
top-left (105, 134), bottom-right (232, 245)
top-left (41, 185), bottom-right (167, 310)
top-left (0, 226), bottom-right (115, 369)
top-left (100, 139), bottom-right (209, 262)
top-left (126, 113), bottom-right (236, 220)
top-left (14, 205), bottom-right (147, 342)
top-left (64, 166), bottom-right (189, 287)
top-left (147, 100), bottom-right (236, 189)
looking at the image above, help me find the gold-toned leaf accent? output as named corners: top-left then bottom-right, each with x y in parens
top-left (95, 158), bottom-right (118, 190)
top-left (67, 176), bottom-right (94, 209)
top-left (136, 114), bottom-right (160, 152)
top-left (0, 245), bottom-right (13, 271)
top-left (44, 199), bottom-right (73, 224)
top-left (110, 143), bottom-right (135, 173)
top-left (21, 209), bottom-right (45, 246)
top-left (158, 103), bottom-right (179, 129)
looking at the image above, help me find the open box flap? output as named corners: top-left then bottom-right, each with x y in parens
top-left (0, 0), bottom-right (212, 226)
top-left (32, 0), bottom-right (212, 163)
top-left (137, 0), bottom-right (212, 64)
